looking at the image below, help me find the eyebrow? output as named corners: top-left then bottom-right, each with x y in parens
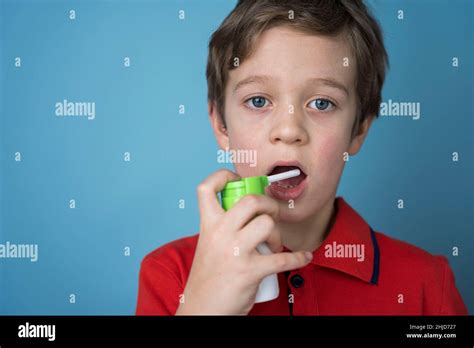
top-left (233, 75), bottom-right (349, 96)
top-left (307, 77), bottom-right (349, 96)
top-left (234, 75), bottom-right (274, 93)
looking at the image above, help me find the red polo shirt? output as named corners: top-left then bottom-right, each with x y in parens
top-left (136, 197), bottom-right (467, 315)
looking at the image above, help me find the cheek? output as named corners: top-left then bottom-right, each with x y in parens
top-left (226, 103), bottom-right (261, 150)
top-left (227, 127), bottom-right (265, 177)
top-left (312, 133), bottom-right (349, 185)
top-left (228, 128), bottom-right (258, 149)
top-left (313, 111), bottom-right (354, 171)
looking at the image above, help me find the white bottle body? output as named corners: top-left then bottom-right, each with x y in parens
top-left (254, 242), bottom-right (279, 303)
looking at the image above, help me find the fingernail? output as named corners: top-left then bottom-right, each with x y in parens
top-left (305, 251), bottom-right (313, 261)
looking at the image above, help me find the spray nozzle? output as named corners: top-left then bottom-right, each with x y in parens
top-left (267, 169), bottom-right (301, 184)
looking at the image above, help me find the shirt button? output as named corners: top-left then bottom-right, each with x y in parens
top-left (290, 274), bottom-right (304, 288)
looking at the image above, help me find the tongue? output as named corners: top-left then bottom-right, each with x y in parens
top-left (279, 175), bottom-right (303, 186)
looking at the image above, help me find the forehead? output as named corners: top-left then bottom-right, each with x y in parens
top-left (227, 26), bottom-right (356, 94)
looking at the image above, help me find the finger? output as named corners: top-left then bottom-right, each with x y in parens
top-left (255, 251), bottom-right (313, 278)
top-left (225, 194), bottom-right (279, 232)
top-left (197, 169), bottom-right (240, 219)
top-left (238, 214), bottom-right (282, 253)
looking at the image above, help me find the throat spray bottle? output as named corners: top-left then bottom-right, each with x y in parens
top-left (219, 169), bottom-right (300, 303)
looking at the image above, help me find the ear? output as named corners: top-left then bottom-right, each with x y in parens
top-left (347, 115), bottom-right (374, 155)
top-left (208, 101), bottom-right (230, 150)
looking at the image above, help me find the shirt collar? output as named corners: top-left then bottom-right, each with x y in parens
top-left (283, 197), bottom-right (380, 284)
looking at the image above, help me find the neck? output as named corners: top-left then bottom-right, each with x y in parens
top-left (278, 197), bottom-right (338, 252)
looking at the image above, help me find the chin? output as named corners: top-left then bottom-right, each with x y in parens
top-left (276, 203), bottom-right (313, 223)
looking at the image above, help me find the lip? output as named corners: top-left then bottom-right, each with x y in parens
top-left (266, 160), bottom-right (307, 176)
top-left (265, 160), bottom-right (308, 201)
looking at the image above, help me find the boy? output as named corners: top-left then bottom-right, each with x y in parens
top-left (136, 0), bottom-right (467, 315)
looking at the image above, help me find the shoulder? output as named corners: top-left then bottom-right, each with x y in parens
top-left (144, 234), bottom-right (199, 262)
top-left (136, 234), bottom-right (199, 315)
top-left (140, 234), bottom-right (199, 283)
top-left (375, 231), bottom-right (449, 279)
top-left (374, 231), bottom-right (466, 314)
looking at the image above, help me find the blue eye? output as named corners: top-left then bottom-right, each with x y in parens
top-left (245, 96), bottom-right (269, 109)
top-left (309, 98), bottom-right (335, 111)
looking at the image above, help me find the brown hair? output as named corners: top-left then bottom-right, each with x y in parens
top-left (206, 0), bottom-right (388, 136)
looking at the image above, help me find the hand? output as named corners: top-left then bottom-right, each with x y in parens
top-left (175, 169), bottom-right (313, 315)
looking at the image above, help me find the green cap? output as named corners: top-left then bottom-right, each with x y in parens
top-left (220, 176), bottom-right (269, 211)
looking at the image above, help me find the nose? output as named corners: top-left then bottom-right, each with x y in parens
top-left (269, 104), bottom-right (309, 146)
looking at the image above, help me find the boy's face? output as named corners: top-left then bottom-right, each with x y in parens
top-left (210, 26), bottom-right (373, 223)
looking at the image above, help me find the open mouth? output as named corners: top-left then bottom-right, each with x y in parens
top-left (266, 163), bottom-right (308, 201)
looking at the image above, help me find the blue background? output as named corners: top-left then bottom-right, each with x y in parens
top-left (0, 0), bottom-right (472, 314)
